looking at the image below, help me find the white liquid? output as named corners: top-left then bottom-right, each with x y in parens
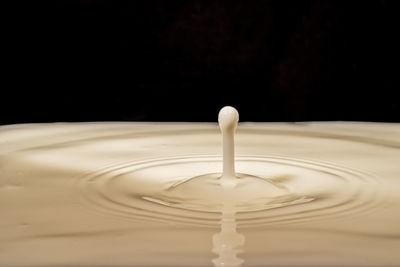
top-left (219, 106), bottom-right (238, 180)
top-left (1, 119), bottom-right (400, 266)
top-left (161, 107), bottom-right (301, 218)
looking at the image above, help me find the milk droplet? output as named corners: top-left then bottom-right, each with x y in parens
top-left (218, 106), bottom-right (239, 187)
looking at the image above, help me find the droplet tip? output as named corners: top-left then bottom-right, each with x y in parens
top-left (218, 106), bottom-right (239, 130)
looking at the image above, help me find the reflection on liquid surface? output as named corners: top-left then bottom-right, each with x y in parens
top-left (1, 122), bottom-right (400, 266)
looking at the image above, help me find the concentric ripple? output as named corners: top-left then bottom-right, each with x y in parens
top-left (1, 122), bottom-right (399, 266)
top-left (77, 155), bottom-right (382, 227)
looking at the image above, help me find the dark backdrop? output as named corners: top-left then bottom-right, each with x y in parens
top-left (2, 0), bottom-right (399, 124)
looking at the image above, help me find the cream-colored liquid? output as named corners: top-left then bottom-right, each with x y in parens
top-left (1, 117), bottom-right (400, 266)
top-left (219, 106), bottom-right (239, 180)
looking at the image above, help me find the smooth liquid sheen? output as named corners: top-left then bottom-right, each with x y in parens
top-left (1, 118), bottom-right (400, 266)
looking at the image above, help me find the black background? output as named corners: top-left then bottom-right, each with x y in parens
top-left (3, 0), bottom-right (399, 125)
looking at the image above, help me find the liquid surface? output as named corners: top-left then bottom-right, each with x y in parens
top-left (1, 121), bottom-right (400, 266)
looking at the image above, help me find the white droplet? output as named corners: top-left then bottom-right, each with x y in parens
top-left (218, 106), bottom-right (239, 132)
top-left (218, 106), bottom-right (239, 182)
